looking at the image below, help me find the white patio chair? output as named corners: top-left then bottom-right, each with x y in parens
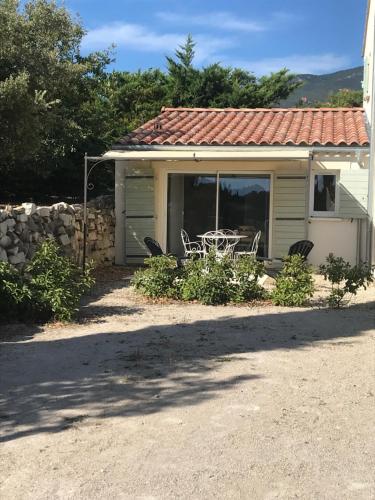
top-left (201, 230), bottom-right (239, 258)
top-left (218, 229), bottom-right (240, 257)
top-left (200, 230), bottom-right (221, 255)
top-left (218, 228), bottom-right (237, 235)
top-left (235, 231), bottom-right (261, 259)
top-left (180, 229), bottom-right (205, 257)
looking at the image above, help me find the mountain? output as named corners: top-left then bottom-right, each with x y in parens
top-left (281, 66), bottom-right (363, 107)
top-left (235, 185), bottom-right (266, 196)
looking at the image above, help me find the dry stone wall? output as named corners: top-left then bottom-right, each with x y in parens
top-left (0, 196), bottom-right (115, 268)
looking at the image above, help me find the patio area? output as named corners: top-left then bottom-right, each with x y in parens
top-left (1, 270), bottom-right (374, 499)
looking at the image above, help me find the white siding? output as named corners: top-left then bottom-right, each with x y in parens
top-left (339, 169), bottom-right (368, 218)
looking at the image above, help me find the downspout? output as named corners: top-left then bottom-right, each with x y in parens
top-left (356, 219), bottom-right (361, 264)
top-left (305, 152), bottom-right (313, 239)
top-left (215, 171), bottom-right (220, 231)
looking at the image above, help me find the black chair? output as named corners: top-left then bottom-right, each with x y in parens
top-left (265, 240), bottom-right (314, 278)
top-left (288, 240), bottom-right (314, 260)
top-left (144, 237), bottom-right (164, 257)
top-left (143, 236), bottom-right (188, 265)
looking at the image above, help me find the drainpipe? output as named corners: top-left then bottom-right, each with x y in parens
top-left (356, 219), bottom-right (361, 264)
top-left (305, 152), bottom-right (313, 239)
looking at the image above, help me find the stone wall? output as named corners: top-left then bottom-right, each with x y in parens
top-left (0, 196), bottom-right (115, 268)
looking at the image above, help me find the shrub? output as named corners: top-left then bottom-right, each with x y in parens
top-left (133, 251), bottom-right (268, 306)
top-left (132, 255), bottom-right (180, 299)
top-left (180, 252), bottom-right (233, 305)
top-left (0, 261), bottom-right (31, 319)
top-left (25, 240), bottom-right (95, 322)
top-left (132, 251), bottom-right (265, 305)
top-left (271, 254), bottom-right (314, 306)
top-left (231, 255), bottom-right (266, 302)
top-left (0, 240), bottom-right (94, 323)
top-left (319, 254), bottom-right (373, 308)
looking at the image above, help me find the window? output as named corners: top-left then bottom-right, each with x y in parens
top-left (311, 173), bottom-right (338, 216)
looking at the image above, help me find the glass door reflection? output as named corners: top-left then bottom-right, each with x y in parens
top-left (218, 175), bottom-right (270, 256)
top-left (167, 173), bottom-right (216, 255)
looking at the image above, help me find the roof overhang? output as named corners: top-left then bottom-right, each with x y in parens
top-left (104, 145), bottom-right (369, 162)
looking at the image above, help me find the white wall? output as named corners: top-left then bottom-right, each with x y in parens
top-left (308, 219), bottom-right (359, 266)
top-left (364, 0), bottom-right (375, 267)
top-left (363, 0), bottom-right (374, 120)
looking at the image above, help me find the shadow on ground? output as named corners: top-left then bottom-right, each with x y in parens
top-left (0, 267), bottom-right (139, 339)
top-left (78, 265), bottom-right (142, 321)
top-left (0, 323), bottom-right (45, 343)
top-left (0, 301), bottom-right (374, 442)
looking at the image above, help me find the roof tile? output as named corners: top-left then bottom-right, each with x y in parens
top-left (115, 107), bottom-right (369, 148)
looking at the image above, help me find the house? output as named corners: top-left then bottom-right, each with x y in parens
top-left (104, 107), bottom-right (370, 267)
top-left (363, 0), bottom-right (375, 267)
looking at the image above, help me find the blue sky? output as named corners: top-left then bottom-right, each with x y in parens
top-left (65, 0), bottom-right (367, 75)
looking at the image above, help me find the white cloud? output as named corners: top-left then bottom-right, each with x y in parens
top-left (193, 36), bottom-right (235, 64)
top-left (83, 23), bottom-right (183, 52)
top-left (231, 54), bottom-right (350, 76)
top-left (82, 22), bottom-right (235, 64)
top-left (156, 11), bottom-right (266, 33)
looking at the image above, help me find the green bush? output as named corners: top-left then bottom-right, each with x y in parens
top-left (132, 255), bottom-right (181, 299)
top-left (26, 240), bottom-right (95, 321)
top-left (319, 254), bottom-right (373, 308)
top-left (0, 240), bottom-right (94, 323)
top-left (133, 251), bottom-right (267, 306)
top-left (0, 261), bottom-right (31, 318)
top-left (271, 254), bottom-right (314, 306)
top-left (231, 255), bottom-right (266, 303)
top-left (181, 252), bottom-right (233, 305)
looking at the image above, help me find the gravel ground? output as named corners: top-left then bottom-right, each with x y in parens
top-left (0, 269), bottom-right (374, 500)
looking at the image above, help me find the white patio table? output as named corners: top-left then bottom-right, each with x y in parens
top-left (197, 232), bottom-right (247, 257)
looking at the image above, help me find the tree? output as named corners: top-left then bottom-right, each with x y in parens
top-left (323, 88), bottom-right (363, 108)
top-left (166, 34), bottom-right (201, 106)
top-left (1, 0), bottom-right (85, 164)
top-left (165, 36), bottom-right (302, 108)
top-left (0, 0), bottom-right (112, 199)
top-left (106, 69), bottom-right (169, 136)
top-left (298, 88), bottom-right (364, 108)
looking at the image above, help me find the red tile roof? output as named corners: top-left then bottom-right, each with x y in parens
top-left (115, 107), bottom-right (369, 148)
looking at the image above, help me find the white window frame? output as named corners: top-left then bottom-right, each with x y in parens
top-left (309, 170), bottom-right (340, 217)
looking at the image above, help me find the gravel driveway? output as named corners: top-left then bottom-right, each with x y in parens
top-left (1, 270), bottom-right (374, 499)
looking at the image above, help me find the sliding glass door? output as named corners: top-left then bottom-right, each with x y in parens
top-left (167, 174), bottom-right (216, 256)
top-left (167, 173), bottom-right (271, 257)
top-left (218, 175), bottom-right (270, 256)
